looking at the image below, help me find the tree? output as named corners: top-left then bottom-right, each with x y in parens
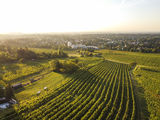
top-left (5, 83), bottom-right (14, 100)
top-left (61, 61), bottom-right (79, 73)
top-left (130, 62), bottom-right (137, 68)
top-left (49, 60), bottom-right (61, 72)
top-left (0, 86), bottom-right (5, 97)
top-left (17, 48), bottom-right (37, 60)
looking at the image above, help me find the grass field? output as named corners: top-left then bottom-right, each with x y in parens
top-left (133, 66), bottom-right (160, 120)
top-left (0, 60), bottom-right (51, 83)
top-left (15, 72), bottom-right (68, 101)
top-left (0, 50), bottom-right (103, 119)
top-left (0, 49), bottom-right (102, 101)
top-left (0, 49), bottom-right (160, 120)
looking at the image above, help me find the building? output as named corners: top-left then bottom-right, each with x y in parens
top-left (87, 46), bottom-right (99, 50)
top-left (0, 103), bottom-right (10, 109)
top-left (67, 42), bottom-right (72, 47)
top-left (68, 41), bottom-right (98, 50)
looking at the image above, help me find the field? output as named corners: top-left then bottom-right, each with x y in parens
top-left (99, 49), bottom-right (160, 67)
top-left (4, 60), bottom-right (135, 120)
top-left (133, 66), bottom-right (160, 120)
top-left (0, 49), bottom-right (160, 120)
top-left (98, 49), bottom-right (160, 120)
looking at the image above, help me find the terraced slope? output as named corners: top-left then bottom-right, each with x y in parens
top-left (7, 60), bottom-right (136, 120)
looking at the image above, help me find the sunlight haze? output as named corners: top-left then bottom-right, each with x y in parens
top-left (0, 0), bottom-right (160, 33)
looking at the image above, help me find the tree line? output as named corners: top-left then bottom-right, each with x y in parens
top-left (0, 46), bottom-right (68, 63)
top-left (49, 59), bottom-right (79, 74)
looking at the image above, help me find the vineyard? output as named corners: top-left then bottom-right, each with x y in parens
top-left (100, 50), bottom-right (160, 67)
top-left (2, 60), bottom-right (136, 120)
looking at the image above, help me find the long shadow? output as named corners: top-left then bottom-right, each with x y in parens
top-left (9, 70), bottom-right (43, 84)
top-left (0, 63), bottom-right (20, 76)
top-left (132, 73), bottom-right (150, 120)
top-left (4, 61), bottom-right (107, 119)
top-left (17, 62), bottom-right (106, 114)
top-left (21, 59), bottom-right (48, 70)
top-left (14, 87), bottom-right (26, 94)
top-left (53, 67), bottom-right (105, 97)
top-left (1, 63), bottom-right (20, 71)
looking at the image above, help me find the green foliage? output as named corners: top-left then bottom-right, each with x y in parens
top-left (130, 62), bottom-right (137, 67)
top-left (70, 59), bottom-right (79, 64)
top-left (60, 61), bottom-right (79, 73)
top-left (18, 58), bottom-right (25, 63)
top-left (0, 87), bottom-right (5, 98)
top-left (49, 60), bottom-right (61, 72)
top-left (0, 52), bottom-right (14, 63)
top-left (40, 48), bottom-right (68, 59)
top-left (100, 49), bottom-right (160, 119)
top-left (14, 61), bottom-right (136, 120)
top-left (5, 83), bottom-right (14, 100)
top-left (0, 47), bottom-right (68, 64)
top-left (49, 59), bottom-right (79, 74)
top-left (133, 66), bottom-right (160, 120)
top-left (80, 50), bottom-right (93, 57)
top-left (100, 49), bottom-right (160, 67)
top-left (156, 90), bottom-right (160, 95)
top-left (0, 48), bottom-right (159, 120)
top-left (17, 48), bottom-right (38, 60)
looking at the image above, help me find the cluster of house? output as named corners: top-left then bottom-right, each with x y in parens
top-left (67, 42), bottom-right (98, 49)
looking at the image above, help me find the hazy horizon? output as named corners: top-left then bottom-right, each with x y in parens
top-left (0, 0), bottom-right (160, 33)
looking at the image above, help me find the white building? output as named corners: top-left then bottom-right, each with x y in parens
top-left (71, 44), bottom-right (87, 49)
top-left (67, 42), bottom-right (72, 47)
top-left (87, 46), bottom-right (99, 49)
top-left (68, 42), bottom-right (98, 49)
top-left (0, 103), bottom-right (10, 109)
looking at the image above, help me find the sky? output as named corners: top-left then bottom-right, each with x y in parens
top-left (0, 0), bottom-right (160, 33)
